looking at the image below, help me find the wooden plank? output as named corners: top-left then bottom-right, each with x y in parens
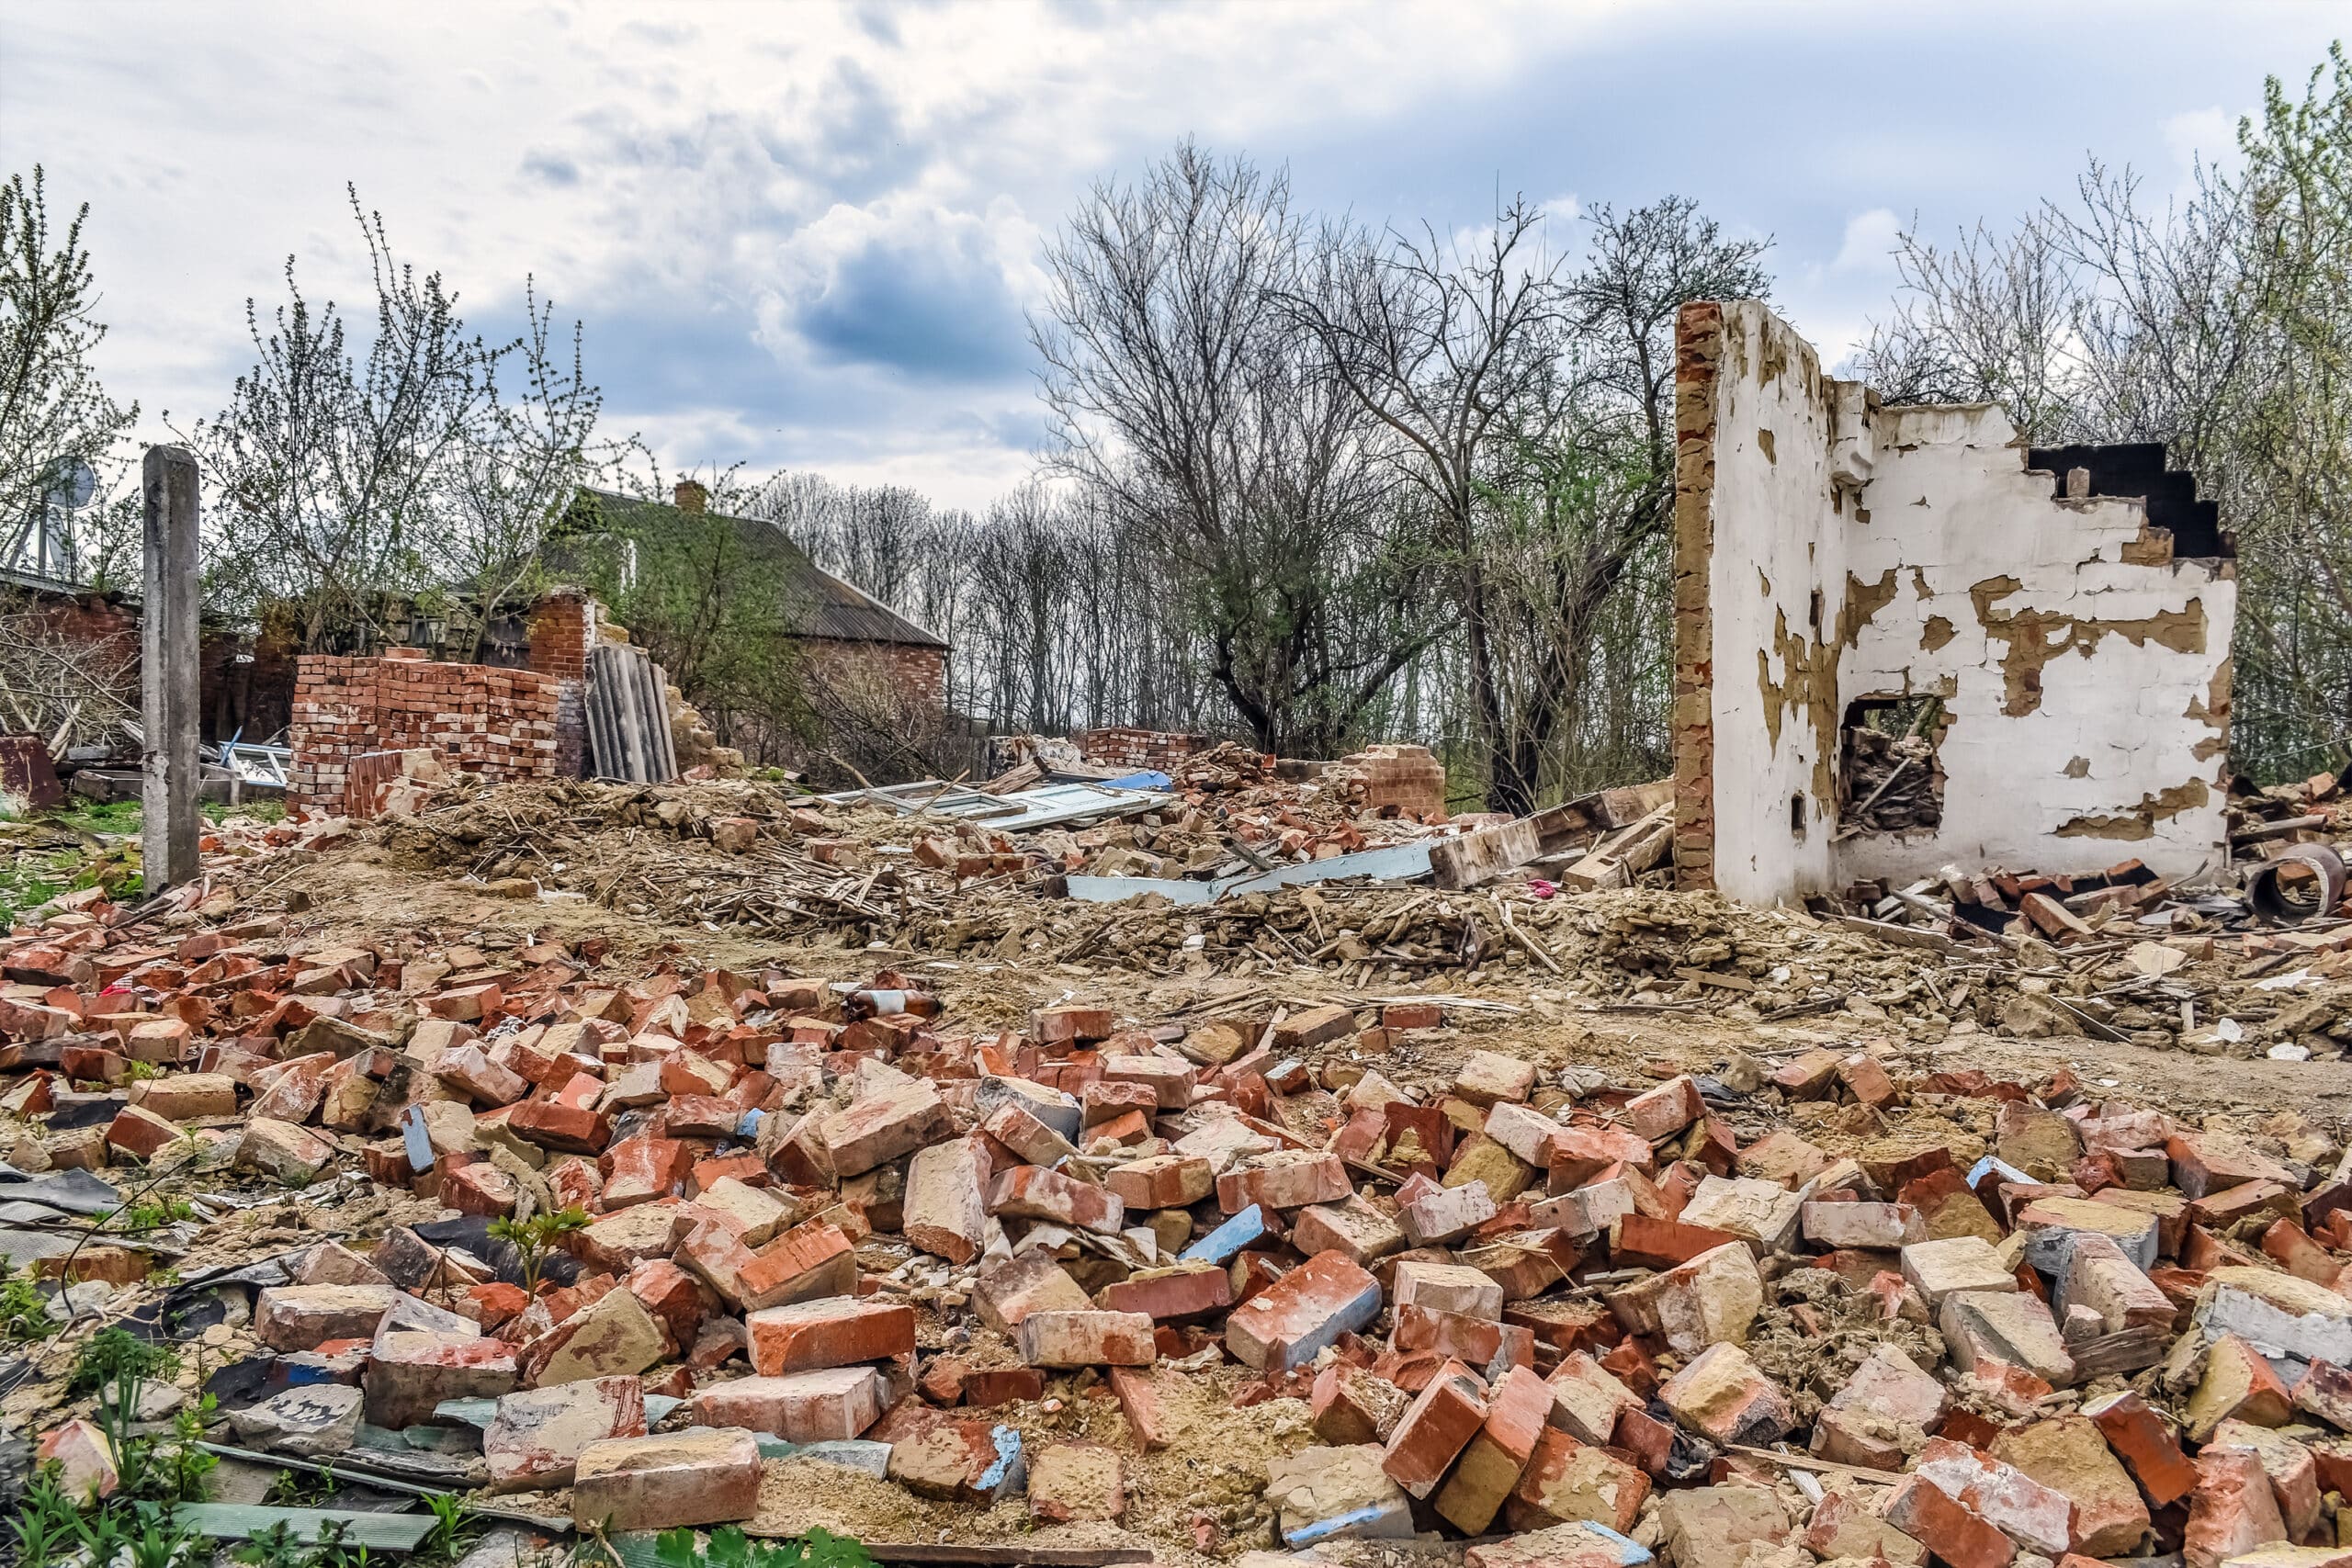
top-left (1557, 805), bottom-right (1672, 891)
top-left (1430, 816), bottom-right (1544, 889)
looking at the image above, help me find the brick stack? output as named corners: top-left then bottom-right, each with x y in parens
top-left (1670, 300), bottom-right (1724, 893)
top-left (288, 649), bottom-right (561, 815)
top-left (1073, 727), bottom-right (1207, 773)
top-left (1321, 744), bottom-right (1448, 818)
top-left (525, 591), bottom-right (597, 780)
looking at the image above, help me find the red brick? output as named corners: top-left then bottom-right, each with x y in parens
top-left (1381, 1358), bottom-right (1487, 1498)
top-left (1225, 1251), bottom-right (1382, 1372)
top-left (745, 1297), bottom-right (915, 1375)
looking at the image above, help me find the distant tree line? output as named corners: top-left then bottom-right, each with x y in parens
top-left (2, 42), bottom-right (2346, 795)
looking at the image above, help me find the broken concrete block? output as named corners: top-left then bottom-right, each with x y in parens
top-left (1802, 1199), bottom-right (1925, 1249)
top-left (974, 1249), bottom-right (1091, 1333)
top-left (1902, 1235), bottom-right (2018, 1305)
top-left (1656, 1485), bottom-right (1792, 1568)
top-left (1265, 1443), bottom-right (1415, 1545)
top-left (484, 1377), bottom-right (648, 1491)
top-left (1677, 1173), bottom-right (1803, 1253)
top-left (2186, 1331), bottom-right (2295, 1443)
top-left (571, 1428), bottom-right (763, 1531)
top-left (1017, 1308), bottom-right (1156, 1367)
top-left (254, 1283), bottom-right (398, 1351)
top-left (1394, 1260), bottom-right (1505, 1322)
top-left (1453, 1051), bottom-right (1534, 1107)
top-left (2195, 1266), bottom-right (2352, 1366)
top-left (1939, 1289), bottom-right (2076, 1385)
top-left (1292, 1195), bottom-right (1406, 1265)
top-left (226, 1383), bottom-right (366, 1459)
top-left (1466, 1522), bottom-right (1654, 1568)
top-left (521, 1287), bottom-right (667, 1387)
top-left (1990, 1415), bottom-right (2151, 1556)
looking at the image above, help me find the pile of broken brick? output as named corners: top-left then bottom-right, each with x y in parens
top-left (9, 892), bottom-right (2352, 1568)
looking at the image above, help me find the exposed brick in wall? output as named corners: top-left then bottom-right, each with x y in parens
top-left (1327, 743), bottom-right (1447, 818)
top-left (797, 637), bottom-right (947, 711)
top-left (1669, 301), bottom-right (1724, 892)
top-left (524, 590), bottom-right (596, 779)
top-left (1073, 728), bottom-right (1206, 774)
top-left (288, 648), bottom-right (560, 815)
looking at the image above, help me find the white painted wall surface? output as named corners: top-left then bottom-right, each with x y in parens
top-left (1703, 303), bottom-right (1842, 905)
top-left (1695, 302), bottom-right (2235, 903)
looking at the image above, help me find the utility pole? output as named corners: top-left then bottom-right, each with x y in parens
top-left (141, 446), bottom-right (201, 891)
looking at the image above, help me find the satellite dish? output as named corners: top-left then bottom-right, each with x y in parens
top-left (45, 457), bottom-right (96, 510)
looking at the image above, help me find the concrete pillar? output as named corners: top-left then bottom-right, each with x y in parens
top-left (141, 445), bottom-right (201, 890)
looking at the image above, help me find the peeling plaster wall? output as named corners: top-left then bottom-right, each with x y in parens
top-left (1837, 402), bottom-right (2233, 886)
top-left (1677, 301), bottom-right (2236, 904)
top-left (1695, 303), bottom-right (1842, 904)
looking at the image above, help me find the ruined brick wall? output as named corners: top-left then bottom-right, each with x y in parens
top-left (1326, 744), bottom-right (1448, 818)
top-left (525, 590), bottom-right (596, 779)
top-left (288, 649), bottom-right (560, 815)
top-left (1672, 299), bottom-right (2235, 902)
top-left (1073, 728), bottom-right (1206, 774)
top-left (797, 637), bottom-right (947, 713)
top-left (1671, 302), bottom-right (1724, 893)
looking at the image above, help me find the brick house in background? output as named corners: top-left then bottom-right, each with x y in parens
top-left (571, 482), bottom-right (950, 713)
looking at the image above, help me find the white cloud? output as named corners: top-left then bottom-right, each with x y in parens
top-left (4, 0), bottom-right (2341, 510)
top-left (1832, 208), bottom-right (1905, 275)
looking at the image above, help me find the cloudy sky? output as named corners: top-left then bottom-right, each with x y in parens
top-left (6, 1), bottom-right (2342, 509)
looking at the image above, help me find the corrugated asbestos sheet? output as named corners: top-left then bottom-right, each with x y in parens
top-left (585, 643), bottom-right (679, 783)
top-left (819, 778), bottom-right (1174, 831)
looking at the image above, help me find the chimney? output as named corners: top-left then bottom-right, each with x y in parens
top-left (673, 479), bottom-right (707, 514)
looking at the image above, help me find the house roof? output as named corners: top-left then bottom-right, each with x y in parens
top-left (572, 486), bottom-right (947, 650)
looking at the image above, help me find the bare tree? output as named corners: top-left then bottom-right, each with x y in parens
top-left (1281, 197), bottom-right (1569, 811)
top-left (1035, 142), bottom-right (1440, 754)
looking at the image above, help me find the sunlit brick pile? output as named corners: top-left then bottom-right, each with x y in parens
top-left (9, 877), bottom-right (2352, 1568)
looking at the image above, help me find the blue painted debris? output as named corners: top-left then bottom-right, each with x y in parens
top-left (1182, 1204), bottom-right (1263, 1264)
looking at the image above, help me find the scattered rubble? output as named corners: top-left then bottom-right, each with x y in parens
top-left (5, 754), bottom-right (2352, 1568)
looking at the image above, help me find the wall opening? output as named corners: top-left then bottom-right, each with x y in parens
top-left (1838, 696), bottom-right (1945, 837)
